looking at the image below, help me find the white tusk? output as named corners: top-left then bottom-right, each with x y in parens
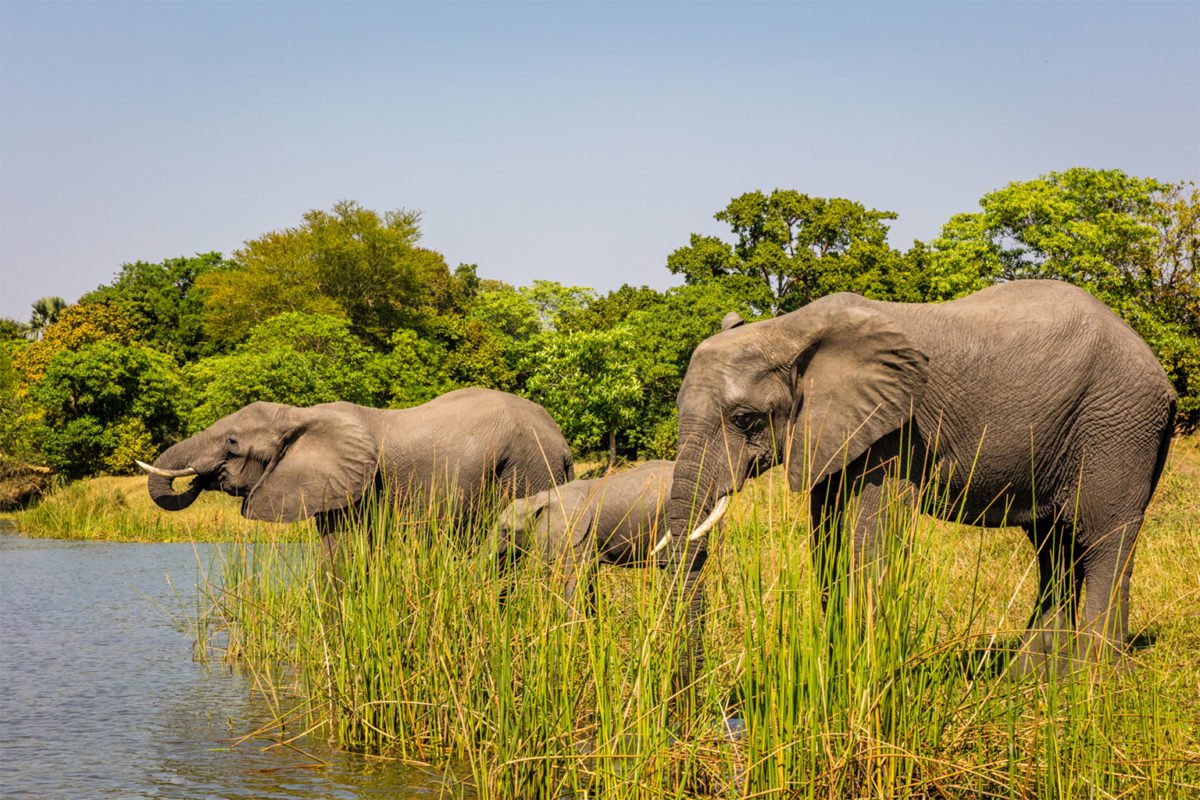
top-left (648, 531), bottom-right (673, 558)
top-left (687, 495), bottom-right (730, 542)
top-left (136, 460), bottom-right (198, 479)
top-left (647, 494), bottom-right (732, 558)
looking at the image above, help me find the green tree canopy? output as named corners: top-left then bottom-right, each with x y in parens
top-left (525, 326), bottom-right (643, 466)
top-left (12, 302), bottom-right (140, 389)
top-left (197, 201), bottom-right (470, 350)
top-left (184, 312), bottom-right (383, 431)
top-left (373, 328), bottom-right (456, 409)
top-left (81, 252), bottom-right (232, 360)
top-left (0, 341), bottom-right (38, 461)
top-left (667, 190), bottom-right (904, 313)
top-left (0, 318), bottom-right (28, 343)
top-left (31, 341), bottom-right (183, 478)
top-left (519, 280), bottom-right (596, 331)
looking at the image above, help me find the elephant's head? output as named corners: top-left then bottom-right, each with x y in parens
top-left (665, 295), bottom-right (931, 547)
top-left (660, 295), bottom-right (929, 683)
top-left (139, 401), bottom-right (378, 522)
top-left (492, 492), bottom-right (553, 556)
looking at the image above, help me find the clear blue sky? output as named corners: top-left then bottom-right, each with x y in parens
top-left (2, 1), bottom-right (1197, 322)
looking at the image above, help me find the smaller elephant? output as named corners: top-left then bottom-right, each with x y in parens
top-left (493, 460), bottom-right (692, 612)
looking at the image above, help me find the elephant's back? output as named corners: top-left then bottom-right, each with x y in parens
top-left (423, 388), bottom-right (565, 430)
top-left (882, 280), bottom-right (1174, 523)
top-left (404, 388), bottom-right (573, 491)
top-left (590, 461), bottom-right (672, 563)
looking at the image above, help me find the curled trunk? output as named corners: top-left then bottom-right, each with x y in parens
top-left (146, 438), bottom-right (206, 511)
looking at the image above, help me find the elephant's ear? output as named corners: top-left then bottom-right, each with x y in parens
top-left (549, 495), bottom-right (596, 560)
top-left (243, 406), bottom-right (377, 522)
top-left (784, 301), bottom-right (929, 490)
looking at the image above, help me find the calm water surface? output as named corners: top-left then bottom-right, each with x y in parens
top-left (0, 533), bottom-right (461, 799)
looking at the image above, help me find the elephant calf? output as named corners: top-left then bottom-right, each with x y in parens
top-left (492, 460), bottom-right (682, 612)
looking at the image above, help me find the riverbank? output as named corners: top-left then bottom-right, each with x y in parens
top-left (4, 475), bottom-right (310, 542)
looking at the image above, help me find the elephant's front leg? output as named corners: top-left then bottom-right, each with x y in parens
top-left (315, 510), bottom-right (349, 592)
top-left (810, 448), bottom-right (911, 610)
top-left (559, 537), bottom-right (598, 618)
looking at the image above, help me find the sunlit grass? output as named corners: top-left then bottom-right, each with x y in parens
top-left (9, 475), bottom-right (311, 542)
top-left (195, 437), bottom-right (1200, 798)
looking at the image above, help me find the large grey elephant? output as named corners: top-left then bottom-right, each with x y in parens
top-left (492, 460), bottom-right (694, 612)
top-left (139, 388), bottom-right (575, 554)
top-left (658, 280), bottom-right (1176, 684)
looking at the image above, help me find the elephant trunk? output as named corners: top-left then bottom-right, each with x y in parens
top-left (663, 429), bottom-right (728, 700)
top-left (145, 436), bottom-right (208, 512)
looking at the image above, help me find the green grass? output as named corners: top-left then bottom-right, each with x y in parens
top-left (193, 437), bottom-right (1200, 798)
top-left (7, 475), bottom-right (310, 542)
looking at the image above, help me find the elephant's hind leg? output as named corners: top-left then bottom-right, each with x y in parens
top-left (1015, 518), bottom-right (1083, 677)
top-left (1070, 427), bottom-right (1166, 668)
top-left (1078, 514), bottom-right (1143, 665)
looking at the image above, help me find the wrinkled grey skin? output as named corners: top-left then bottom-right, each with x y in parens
top-left (492, 460), bottom-right (675, 612)
top-left (666, 280), bottom-right (1175, 686)
top-left (146, 388), bottom-right (574, 556)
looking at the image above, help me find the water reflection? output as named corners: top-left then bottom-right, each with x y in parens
top-left (0, 534), bottom-right (461, 799)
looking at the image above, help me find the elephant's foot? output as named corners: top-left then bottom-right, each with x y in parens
top-left (1008, 629), bottom-right (1128, 681)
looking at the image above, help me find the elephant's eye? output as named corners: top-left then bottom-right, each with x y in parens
top-left (226, 435), bottom-right (238, 449)
top-left (731, 410), bottom-right (764, 433)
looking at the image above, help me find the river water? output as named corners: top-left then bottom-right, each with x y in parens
top-left (0, 533), bottom-right (460, 799)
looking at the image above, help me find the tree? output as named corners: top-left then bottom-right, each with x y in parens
top-left (12, 302), bottom-right (139, 389)
top-left (80, 252), bottom-right (232, 359)
top-left (466, 284), bottom-right (556, 389)
top-left (623, 282), bottom-right (764, 457)
top-left (526, 326), bottom-right (643, 466)
top-left (421, 313), bottom-right (519, 391)
top-left (28, 296), bottom-right (66, 340)
top-left (0, 318), bottom-right (28, 342)
top-left (548, 281), bottom-right (766, 460)
top-left (198, 201), bottom-right (468, 350)
top-left (0, 341), bottom-right (39, 461)
top-left (31, 341), bottom-right (183, 478)
top-left (519, 280), bottom-right (596, 331)
top-left (373, 329), bottom-right (456, 409)
top-left (930, 168), bottom-right (1200, 427)
top-left (184, 312), bottom-right (383, 431)
top-left (667, 190), bottom-right (903, 313)
top-left (943, 168), bottom-right (1166, 298)
top-left (557, 284), bottom-right (663, 332)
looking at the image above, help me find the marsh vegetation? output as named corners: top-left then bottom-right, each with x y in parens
top-left (154, 438), bottom-right (1200, 799)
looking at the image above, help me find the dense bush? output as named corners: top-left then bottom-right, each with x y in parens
top-left (31, 341), bottom-right (183, 478)
top-left (183, 313), bottom-right (383, 431)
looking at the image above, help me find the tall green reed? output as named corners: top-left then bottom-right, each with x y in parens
top-left (199, 470), bottom-right (1199, 798)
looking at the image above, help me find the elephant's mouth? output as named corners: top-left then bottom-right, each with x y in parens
top-left (649, 494), bottom-right (731, 557)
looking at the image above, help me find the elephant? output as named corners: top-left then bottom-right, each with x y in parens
top-left (491, 460), bottom-right (695, 613)
top-left (138, 388), bottom-right (575, 557)
top-left (657, 279), bottom-right (1176, 685)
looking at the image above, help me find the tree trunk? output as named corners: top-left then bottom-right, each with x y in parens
top-left (608, 429), bottom-right (617, 468)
